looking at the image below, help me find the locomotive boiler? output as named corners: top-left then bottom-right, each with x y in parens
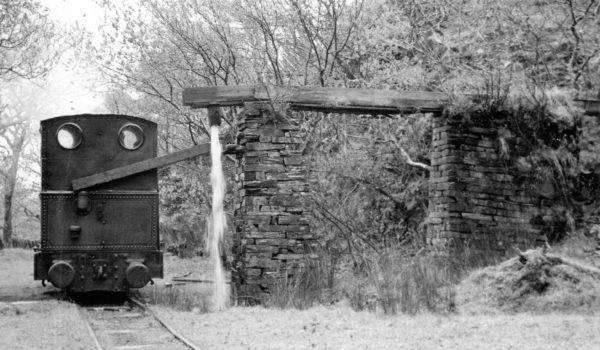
top-left (34, 113), bottom-right (224, 292)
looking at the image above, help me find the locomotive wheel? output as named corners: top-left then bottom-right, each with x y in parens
top-left (48, 261), bottom-right (75, 288)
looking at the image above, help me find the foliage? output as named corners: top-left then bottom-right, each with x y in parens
top-left (86, 0), bottom-right (600, 313)
top-left (307, 112), bottom-right (431, 268)
top-left (89, 0), bottom-right (600, 257)
top-left (0, 0), bottom-right (60, 81)
top-left (445, 84), bottom-right (600, 242)
top-left (0, 0), bottom-right (68, 248)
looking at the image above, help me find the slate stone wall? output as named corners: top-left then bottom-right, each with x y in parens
top-left (232, 102), bottom-right (313, 303)
top-left (426, 114), bottom-right (547, 254)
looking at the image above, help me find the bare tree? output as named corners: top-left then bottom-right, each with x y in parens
top-left (0, 122), bottom-right (27, 248)
top-left (0, 0), bottom-right (59, 81)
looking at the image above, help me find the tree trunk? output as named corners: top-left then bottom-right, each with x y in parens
top-left (3, 188), bottom-right (14, 247)
top-left (1, 126), bottom-right (26, 249)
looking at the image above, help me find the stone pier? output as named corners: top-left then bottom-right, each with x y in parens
top-left (231, 102), bottom-right (314, 303)
top-left (426, 113), bottom-right (546, 255)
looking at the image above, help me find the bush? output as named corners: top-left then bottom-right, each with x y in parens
top-left (457, 248), bottom-right (600, 314)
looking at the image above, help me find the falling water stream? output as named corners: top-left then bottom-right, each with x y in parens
top-left (209, 125), bottom-right (229, 310)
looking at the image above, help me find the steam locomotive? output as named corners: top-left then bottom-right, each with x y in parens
top-left (34, 114), bottom-right (163, 291)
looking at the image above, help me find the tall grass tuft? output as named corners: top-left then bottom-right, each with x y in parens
top-left (264, 259), bottom-right (333, 309)
top-left (263, 244), bottom-right (504, 314)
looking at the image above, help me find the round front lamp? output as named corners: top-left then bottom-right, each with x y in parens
top-left (118, 123), bottom-right (144, 150)
top-left (56, 123), bottom-right (83, 149)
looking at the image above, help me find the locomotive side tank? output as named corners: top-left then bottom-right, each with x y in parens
top-left (34, 114), bottom-right (162, 291)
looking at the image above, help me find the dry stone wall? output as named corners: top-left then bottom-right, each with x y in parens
top-left (230, 105), bottom-right (556, 302)
top-left (232, 102), bottom-right (314, 303)
top-left (426, 114), bottom-right (547, 254)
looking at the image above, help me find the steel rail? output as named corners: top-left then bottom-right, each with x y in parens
top-left (128, 296), bottom-right (201, 350)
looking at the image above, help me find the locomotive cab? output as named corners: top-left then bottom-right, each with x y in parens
top-left (34, 114), bottom-right (162, 291)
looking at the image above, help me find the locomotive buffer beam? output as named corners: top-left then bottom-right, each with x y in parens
top-left (72, 143), bottom-right (244, 191)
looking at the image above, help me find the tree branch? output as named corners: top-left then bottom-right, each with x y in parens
top-left (399, 147), bottom-right (431, 171)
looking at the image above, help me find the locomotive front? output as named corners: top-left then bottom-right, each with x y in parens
top-left (34, 114), bottom-right (162, 291)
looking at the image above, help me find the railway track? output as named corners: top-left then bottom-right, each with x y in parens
top-left (77, 295), bottom-right (200, 350)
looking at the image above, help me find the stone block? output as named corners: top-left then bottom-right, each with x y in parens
top-left (461, 212), bottom-right (493, 221)
top-left (244, 180), bottom-right (279, 188)
top-left (246, 268), bottom-right (262, 277)
top-left (283, 156), bottom-right (304, 166)
top-left (245, 245), bottom-right (279, 253)
top-left (244, 163), bottom-right (286, 173)
top-left (245, 142), bottom-right (286, 151)
top-left (246, 256), bottom-right (281, 269)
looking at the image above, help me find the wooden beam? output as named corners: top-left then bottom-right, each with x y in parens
top-left (183, 85), bottom-right (448, 114)
top-left (182, 86), bottom-right (255, 108)
top-left (182, 86), bottom-right (600, 116)
top-left (574, 99), bottom-right (600, 116)
top-left (72, 143), bottom-right (211, 191)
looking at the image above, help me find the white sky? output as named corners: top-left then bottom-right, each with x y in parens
top-left (32, 0), bottom-right (110, 118)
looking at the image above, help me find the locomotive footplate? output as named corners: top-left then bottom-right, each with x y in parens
top-left (34, 250), bottom-right (162, 291)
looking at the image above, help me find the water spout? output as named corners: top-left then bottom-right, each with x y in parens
top-left (209, 124), bottom-right (229, 310)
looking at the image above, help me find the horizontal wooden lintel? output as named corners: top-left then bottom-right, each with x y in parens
top-left (182, 85), bottom-right (600, 116)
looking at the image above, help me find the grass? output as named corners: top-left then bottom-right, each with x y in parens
top-left (139, 283), bottom-right (212, 312)
top-left (262, 250), bottom-right (468, 314)
top-left (0, 248), bottom-right (52, 302)
top-left (262, 244), bottom-right (581, 315)
top-left (136, 252), bottom-right (218, 312)
top-left (154, 305), bottom-right (600, 349)
top-left (340, 251), bottom-right (467, 314)
top-left (0, 300), bottom-right (96, 349)
top-left (264, 260), bottom-right (333, 310)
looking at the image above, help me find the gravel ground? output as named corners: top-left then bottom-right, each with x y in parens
top-left (153, 305), bottom-right (600, 350)
top-left (0, 249), bottom-right (59, 302)
top-left (3, 248), bottom-right (600, 349)
top-left (0, 301), bottom-right (95, 350)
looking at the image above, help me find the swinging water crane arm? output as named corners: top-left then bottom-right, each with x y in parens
top-left (71, 107), bottom-right (234, 191)
top-left (71, 143), bottom-right (243, 191)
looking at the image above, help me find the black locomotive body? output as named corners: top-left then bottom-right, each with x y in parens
top-left (34, 114), bottom-right (163, 291)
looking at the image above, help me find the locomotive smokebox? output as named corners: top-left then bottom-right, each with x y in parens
top-left (125, 262), bottom-right (150, 288)
top-left (48, 261), bottom-right (75, 289)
